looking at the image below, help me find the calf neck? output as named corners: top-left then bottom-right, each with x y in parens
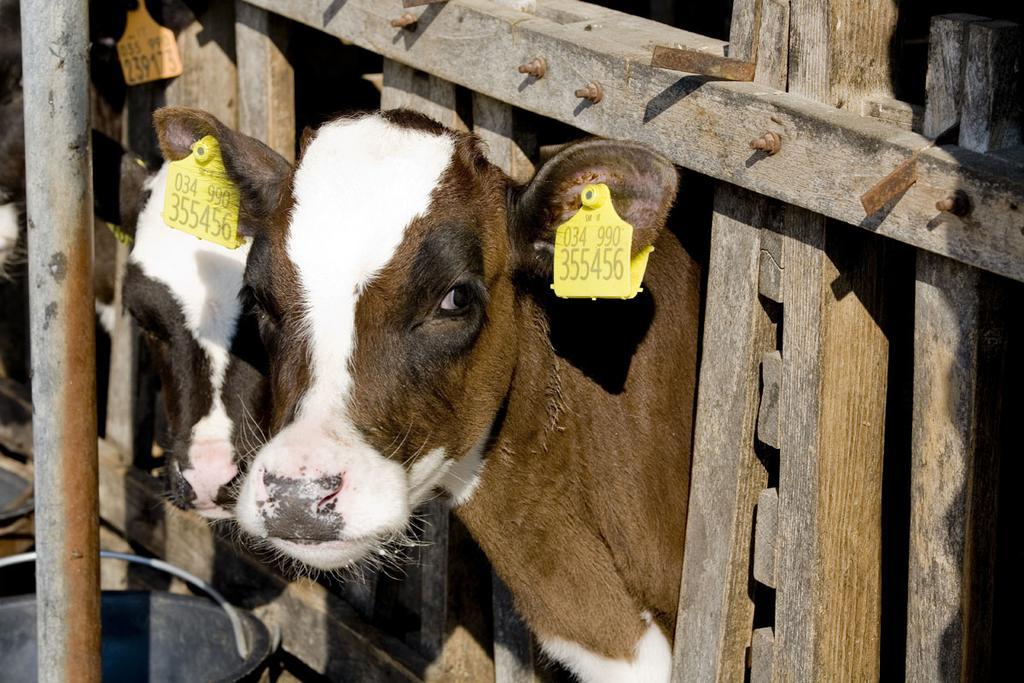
top-left (154, 107), bottom-right (698, 682)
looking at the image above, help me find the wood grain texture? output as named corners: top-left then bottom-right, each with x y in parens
top-left (907, 253), bottom-right (1003, 682)
top-left (97, 440), bottom-right (427, 681)
top-left (236, 1), bottom-right (296, 161)
top-left (860, 96), bottom-right (922, 133)
top-left (749, 627), bottom-right (774, 683)
top-left (758, 228), bottom-right (783, 303)
top-left (165, 0), bottom-right (238, 128)
top-left (923, 15), bottom-right (987, 140)
top-left (788, 0), bottom-right (897, 109)
top-left (753, 487), bottom-right (778, 589)
top-left (753, 0), bottom-right (789, 90)
top-left (960, 20), bottom-right (1023, 153)
top-left (727, 0), bottom-right (761, 62)
top-left (905, 15), bottom-right (1014, 680)
top-left (243, 0), bottom-right (1024, 283)
top-left (774, 210), bottom-right (888, 681)
top-left (673, 183), bottom-right (774, 683)
top-left (472, 94), bottom-right (537, 184)
top-left (756, 351), bottom-right (781, 450)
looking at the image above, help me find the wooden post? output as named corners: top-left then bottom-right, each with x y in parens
top-left (673, 1), bottom-right (786, 678)
top-left (770, 1), bottom-right (895, 679)
top-left (906, 14), bottom-right (1017, 681)
top-left (236, 1), bottom-right (295, 162)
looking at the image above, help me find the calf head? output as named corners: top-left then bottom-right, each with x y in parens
top-left (123, 118), bottom-right (285, 518)
top-left (154, 107), bottom-right (677, 568)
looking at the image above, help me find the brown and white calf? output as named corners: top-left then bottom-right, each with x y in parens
top-left (121, 144), bottom-right (282, 517)
top-left (154, 106), bottom-right (698, 682)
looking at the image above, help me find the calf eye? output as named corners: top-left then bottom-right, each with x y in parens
top-left (439, 284), bottom-right (472, 313)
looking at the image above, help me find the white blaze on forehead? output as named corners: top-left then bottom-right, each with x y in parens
top-left (130, 163), bottom-right (251, 444)
top-left (287, 115), bottom-right (455, 420)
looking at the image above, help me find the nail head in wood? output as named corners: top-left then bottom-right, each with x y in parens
top-left (750, 131), bottom-right (782, 155)
top-left (935, 190), bottom-right (971, 217)
top-left (391, 13), bottom-right (417, 29)
top-left (574, 81), bottom-right (603, 103)
top-left (518, 57), bottom-right (547, 79)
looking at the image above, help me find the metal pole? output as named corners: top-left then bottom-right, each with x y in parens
top-left (20, 1), bottom-right (101, 681)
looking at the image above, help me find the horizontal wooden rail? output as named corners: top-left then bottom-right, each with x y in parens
top-left (244, 0), bottom-right (1024, 283)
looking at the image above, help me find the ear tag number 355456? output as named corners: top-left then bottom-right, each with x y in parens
top-left (551, 183), bottom-right (653, 300)
top-left (161, 135), bottom-right (243, 249)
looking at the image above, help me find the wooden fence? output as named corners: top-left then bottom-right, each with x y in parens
top-left (14, 0), bottom-right (1021, 680)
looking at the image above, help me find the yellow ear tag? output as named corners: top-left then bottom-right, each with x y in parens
top-left (551, 183), bottom-right (652, 300)
top-left (116, 4), bottom-right (183, 85)
top-left (161, 135), bottom-right (244, 249)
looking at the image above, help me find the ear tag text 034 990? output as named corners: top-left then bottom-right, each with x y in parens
top-left (161, 135), bottom-right (243, 249)
top-left (116, 4), bottom-right (183, 85)
top-left (551, 183), bottom-right (653, 299)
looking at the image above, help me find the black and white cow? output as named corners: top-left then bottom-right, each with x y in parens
top-left (122, 137), bottom-right (283, 517)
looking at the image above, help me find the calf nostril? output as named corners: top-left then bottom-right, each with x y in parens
top-left (316, 476), bottom-right (344, 514)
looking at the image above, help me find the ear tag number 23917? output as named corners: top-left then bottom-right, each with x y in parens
top-left (116, 4), bottom-right (183, 85)
top-left (161, 135), bottom-right (244, 249)
top-left (551, 183), bottom-right (653, 299)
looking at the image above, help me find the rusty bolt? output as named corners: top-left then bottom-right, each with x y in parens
top-left (935, 190), bottom-right (971, 217)
top-left (391, 13), bottom-right (417, 29)
top-left (749, 131), bottom-right (782, 155)
top-left (574, 81), bottom-right (603, 104)
top-left (518, 57), bottom-right (547, 79)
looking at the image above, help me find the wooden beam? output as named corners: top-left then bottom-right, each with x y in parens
top-left (243, 0), bottom-right (1024, 284)
top-left (236, 1), bottom-right (296, 162)
top-left (673, 184), bottom-right (775, 682)
top-left (471, 94), bottom-right (537, 184)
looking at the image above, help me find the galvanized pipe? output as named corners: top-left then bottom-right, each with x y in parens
top-left (20, 1), bottom-right (101, 680)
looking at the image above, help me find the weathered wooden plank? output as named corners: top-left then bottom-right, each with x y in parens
top-left (97, 440), bottom-right (427, 681)
top-left (753, 0), bottom-right (789, 90)
top-left (907, 254), bottom-right (1003, 682)
top-left (960, 20), bottom-right (1022, 153)
top-left (165, 0), bottom-right (239, 128)
top-left (382, 59), bottom-right (468, 132)
top-left (860, 96), bottom-right (922, 132)
top-left (752, 487), bottom-right (778, 588)
top-left (774, 210), bottom-right (889, 681)
top-left (727, 0), bottom-right (760, 62)
top-left (673, 183), bottom-right (774, 683)
top-left (756, 351), bottom-right (781, 449)
top-left (758, 228), bottom-right (782, 303)
top-left (749, 627), bottom-right (774, 683)
top-left (244, 0), bottom-right (1024, 283)
top-left (905, 15), bottom-right (1014, 681)
top-left (236, 1), bottom-right (296, 162)
top-left (472, 94), bottom-right (537, 184)
top-left (924, 15), bottom-right (987, 141)
top-left (788, 0), bottom-right (897, 109)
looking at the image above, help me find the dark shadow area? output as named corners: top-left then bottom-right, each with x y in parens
top-left (643, 75), bottom-right (706, 124)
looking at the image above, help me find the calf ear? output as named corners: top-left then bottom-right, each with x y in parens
top-left (116, 150), bottom-right (152, 241)
top-left (153, 106), bottom-right (291, 236)
top-left (511, 139), bottom-right (678, 281)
